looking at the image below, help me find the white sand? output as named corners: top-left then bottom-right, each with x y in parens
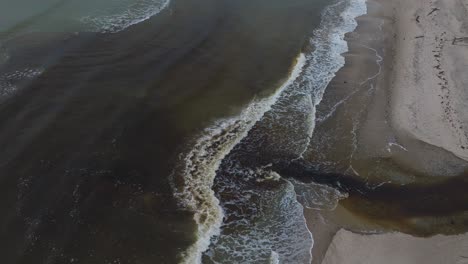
top-left (322, 229), bottom-right (468, 264)
top-left (391, 0), bottom-right (468, 161)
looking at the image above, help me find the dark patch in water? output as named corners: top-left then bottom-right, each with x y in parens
top-left (276, 159), bottom-right (468, 235)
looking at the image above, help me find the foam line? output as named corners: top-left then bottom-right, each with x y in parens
top-left (174, 54), bottom-right (306, 264)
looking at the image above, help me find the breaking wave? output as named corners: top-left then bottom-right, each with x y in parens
top-left (0, 68), bottom-right (43, 99)
top-left (173, 0), bottom-right (367, 263)
top-left (80, 0), bottom-right (170, 33)
top-left (173, 55), bottom-right (306, 264)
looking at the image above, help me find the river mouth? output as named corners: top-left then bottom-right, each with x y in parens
top-left (276, 159), bottom-right (468, 235)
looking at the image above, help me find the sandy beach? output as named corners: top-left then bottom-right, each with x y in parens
top-left (391, 0), bottom-right (468, 164)
top-left (308, 0), bottom-right (468, 262)
top-left (323, 229), bottom-right (468, 264)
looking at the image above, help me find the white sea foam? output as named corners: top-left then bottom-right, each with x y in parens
top-left (204, 178), bottom-right (313, 263)
top-left (174, 0), bottom-right (368, 263)
top-left (0, 68), bottom-right (43, 98)
top-left (290, 179), bottom-right (348, 211)
top-left (299, 0), bottom-right (367, 156)
top-left (243, 0), bottom-right (367, 163)
top-left (80, 0), bottom-right (170, 33)
top-left (269, 251), bottom-right (280, 264)
top-left (173, 54), bottom-right (306, 264)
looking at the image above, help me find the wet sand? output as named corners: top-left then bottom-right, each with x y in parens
top-left (304, 0), bottom-right (468, 262)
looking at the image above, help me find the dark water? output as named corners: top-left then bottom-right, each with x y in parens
top-left (4, 0), bottom-right (466, 263)
top-left (0, 0), bottom-right (330, 263)
top-left (277, 160), bottom-right (468, 235)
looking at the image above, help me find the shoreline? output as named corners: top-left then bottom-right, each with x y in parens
top-left (306, 0), bottom-right (468, 262)
top-left (307, 0), bottom-right (393, 261)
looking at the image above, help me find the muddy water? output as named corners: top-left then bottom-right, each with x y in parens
top-left (0, 0), bottom-right (330, 263)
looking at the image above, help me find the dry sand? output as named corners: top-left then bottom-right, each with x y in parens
top-left (391, 0), bottom-right (468, 163)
